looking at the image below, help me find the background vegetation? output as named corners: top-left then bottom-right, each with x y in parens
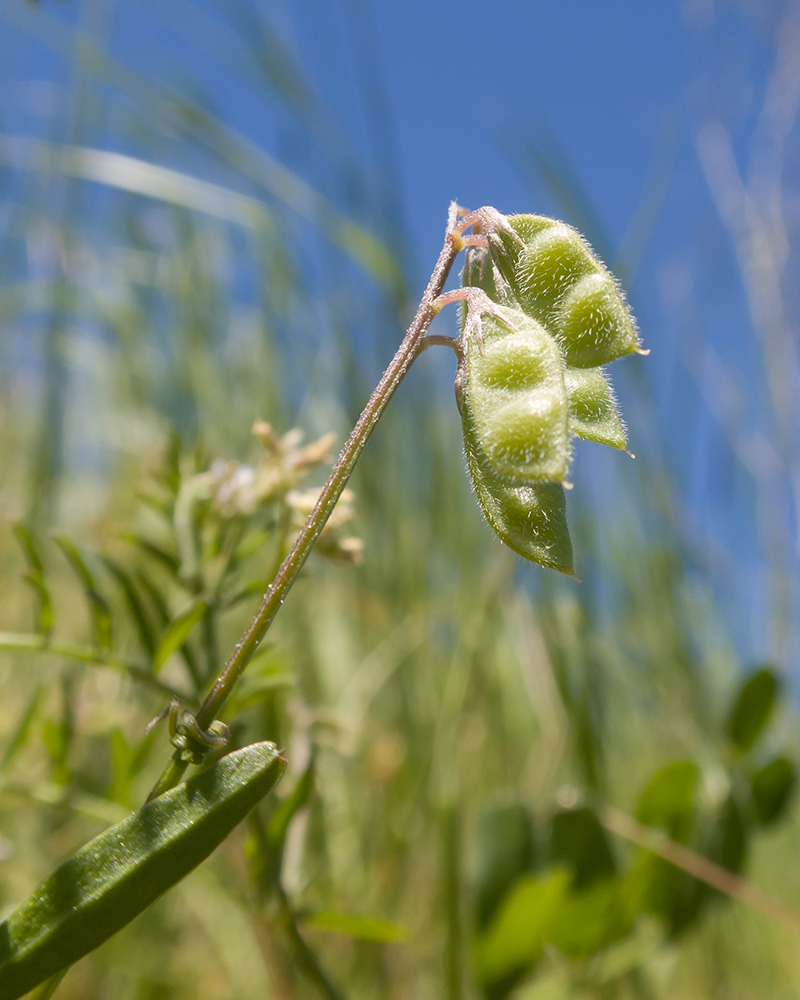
top-left (0, 1), bottom-right (799, 997)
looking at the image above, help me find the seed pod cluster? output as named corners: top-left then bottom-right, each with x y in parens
top-left (457, 209), bottom-right (642, 574)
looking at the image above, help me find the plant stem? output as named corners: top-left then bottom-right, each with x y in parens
top-left (148, 202), bottom-right (465, 799)
top-left (602, 806), bottom-right (800, 935)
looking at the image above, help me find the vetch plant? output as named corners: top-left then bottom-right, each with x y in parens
top-left (1, 203), bottom-right (646, 998)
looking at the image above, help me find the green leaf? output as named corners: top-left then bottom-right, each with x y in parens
top-left (547, 878), bottom-right (629, 960)
top-left (100, 556), bottom-right (158, 658)
top-left (135, 570), bottom-right (172, 626)
top-left (629, 761), bottom-right (702, 936)
top-left (267, 751), bottom-right (316, 852)
top-left (152, 599), bottom-right (208, 672)
top-left (635, 761), bottom-right (698, 841)
top-left (625, 848), bottom-right (704, 938)
top-left (52, 537), bottom-right (113, 652)
top-left (228, 673), bottom-right (297, 713)
top-left (121, 533), bottom-right (181, 576)
top-left (12, 523), bottom-right (45, 576)
top-left (473, 871), bottom-right (569, 993)
top-left (473, 804), bottom-right (535, 931)
top-left (549, 807), bottom-right (616, 889)
top-left (751, 756), bottom-right (796, 825)
top-left (727, 667), bottom-right (778, 752)
top-left (306, 911), bottom-right (406, 943)
top-left (12, 524), bottom-right (53, 637)
top-left (0, 742), bottom-right (285, 1000)
top-left (0, 684), bottom-right (44, 772)
top-left (136, 572), bottom-right (202, 684)
top-left (705, 794), bottom-right (746, 874)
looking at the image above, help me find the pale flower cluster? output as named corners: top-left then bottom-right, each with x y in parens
top-left (285, 488), bottom-right (364, 565)
top-left (195, 421), bottom-right (362, 564)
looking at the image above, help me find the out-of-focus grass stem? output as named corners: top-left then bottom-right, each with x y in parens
top-left (148, 204), bottom-right (465, 799)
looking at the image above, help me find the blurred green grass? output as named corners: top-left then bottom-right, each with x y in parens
top-left (0, 2), bottom-right (799, 998)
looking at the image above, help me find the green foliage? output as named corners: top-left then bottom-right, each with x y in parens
top-left (467, 660), bottom-right (798, 997)
top-left (12, 525), bottom-right (52, 638)
top-left (727, 667), bottom-right (778, 752)
top-left (474, 804), bottom-right (536, 931)
top-left (52, 538), bottom-right (114, 653)
top-left (550, 806), bottom-right (616, 889)
top-left (474, 870), bottom-right (570, 995)
top-left (751, 757), bottom-right (796, 825)
top-left (0, 743), bottom-right (285, 1000)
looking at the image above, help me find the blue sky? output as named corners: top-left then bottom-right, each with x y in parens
top-left (289, 0), bottom-right (688, 267)
top-left (0, 0), bottom-right (796, 667)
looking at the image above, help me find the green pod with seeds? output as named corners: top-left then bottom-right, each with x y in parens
top-left (463, 425), bottom-right (574, 575)
top-left (0, 742), bottom-right (285, 1000)
top-left (458, 303), bottom-right (571, 485)
top-left (471, 213), bottom-right (641, 368)
top-left (456, 356), bottom-right (573, 574)
top-left (564, 367), bottom-right (627, 451)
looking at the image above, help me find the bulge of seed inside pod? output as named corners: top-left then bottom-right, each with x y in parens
top-left (481, 392), bottom-right (569, 478)
top-left (465, 308), bottom-right (570, 484)
top-left (514, 223), bottom-right (597, 321)
top-left (555, 272), bottom-right (639, 368)
top-left (478, 336), bottom-right (550, 391)
top-left (564, 367), bottom-right (627, 450)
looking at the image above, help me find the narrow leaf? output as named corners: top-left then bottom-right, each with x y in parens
top-left (0, 742), bottom-right (285, 1000)
top-left (751, 756), bottom-right (796, 825)
top-left (727, 667), bottom-right (778, 752)
top-left (12, 524), bottom-right (53, 637)
top-left (121, 533), bottom-right (180, 576)
top-left (0, 685), bottom-right (44, 772)
top-left (266, 751), bottom-right (315, 852)
top-left (307, 911), bottom-right (406, 943)
top-left (153, 600), bottom-right (208, 672)
top-left (100, 556), bottom-right (158, 658)
top-left (137, 573), bottom-right (202, 683)
top-left (12, 523), bottom-right (45, 576)
top-left (52, 537), bottom-right (113, 652)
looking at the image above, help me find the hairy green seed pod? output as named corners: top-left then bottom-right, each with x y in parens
top-left (564, 367), bottom-right (627, 451)
top-left (470, 213), bottom-right (641, 369)
top-left (455, 208), bottom-right (643, 572)
top-left (463, 429), bottom-right (574, 575)
top-left (456, 354), bottom-right (573, 574)
top-left (458, 303), bottom-right (571, 485)
top-left (0, 743), bottom-right (285, 1000)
